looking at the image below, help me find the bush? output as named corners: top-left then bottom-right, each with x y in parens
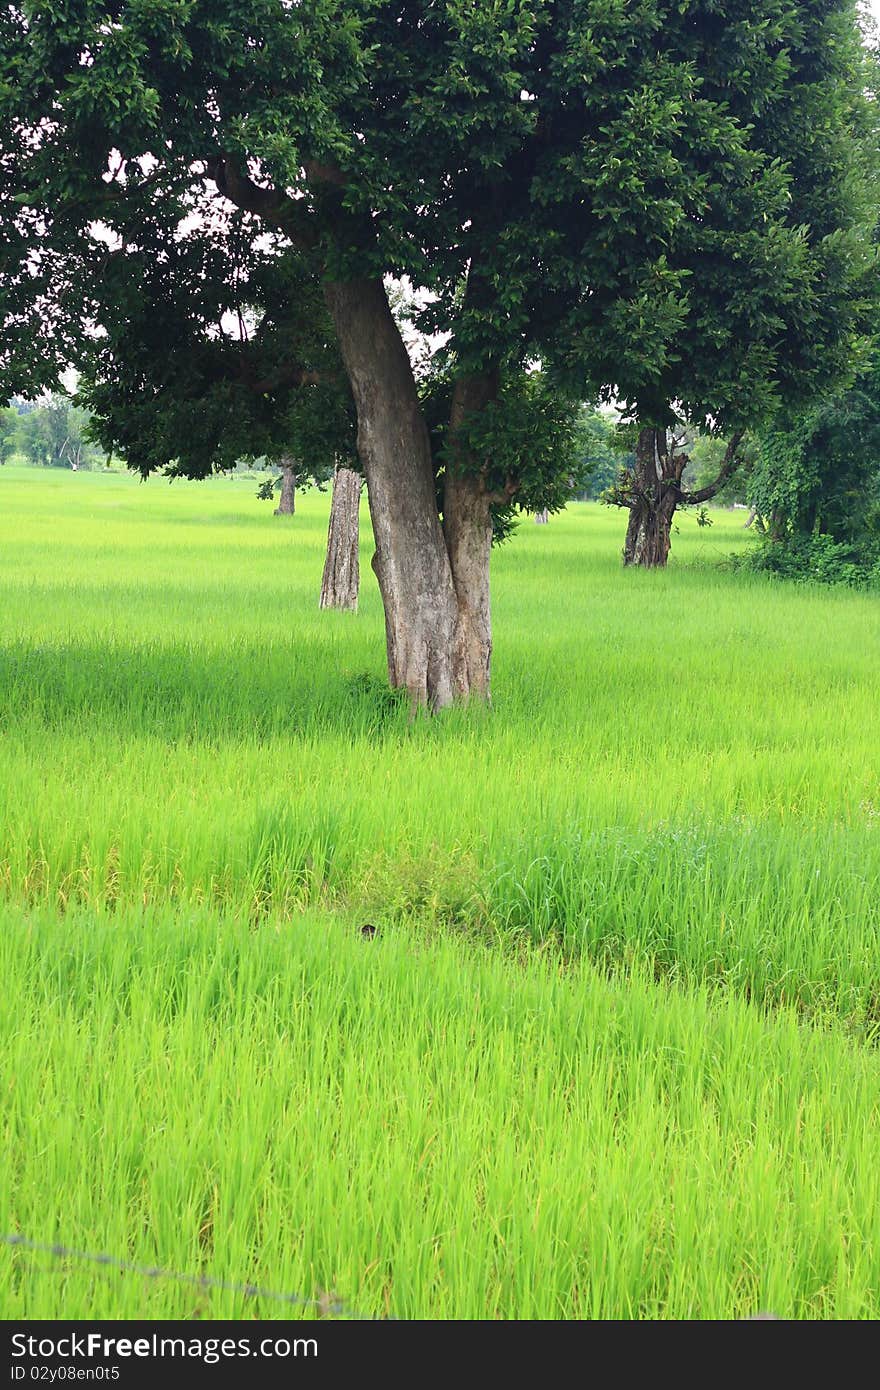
top-left (736, 532), bottom-right (880, 588)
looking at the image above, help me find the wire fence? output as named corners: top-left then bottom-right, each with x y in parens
top-left (3, 1234), bottom-right (783, 1320)
top-left (1, 1233), bottom-right (377, 1319)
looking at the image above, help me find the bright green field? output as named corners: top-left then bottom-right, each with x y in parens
top-left (1, 463), bottom-right (880, 1318)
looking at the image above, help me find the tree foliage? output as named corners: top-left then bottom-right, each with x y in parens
top-left (570, 409), bottom-right (625, 501)
top-left (744, 345), bottom-right (880, 582)
top-left (2, 1), bottom-right (875, 442)
top-left (0, 406), bottom-right (16, 464)
top-left (422, 367), bottom-right (586, 537)
top-left (14, 396), bottom-right (98, 469)
top-left (76, 215), bottom-right (357, 482)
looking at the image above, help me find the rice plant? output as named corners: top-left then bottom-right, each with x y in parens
top-left (1, 466), bottom-right (879, 1317)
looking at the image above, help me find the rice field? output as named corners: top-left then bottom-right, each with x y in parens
top-left (2, 463), bottom-right (880, 1318)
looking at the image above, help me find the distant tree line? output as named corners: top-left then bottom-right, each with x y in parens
top-left (1, 396), bottom-right (102, 470)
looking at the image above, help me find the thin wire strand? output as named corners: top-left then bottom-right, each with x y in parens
top-left (1, 1233), bottom-right (375, 1319)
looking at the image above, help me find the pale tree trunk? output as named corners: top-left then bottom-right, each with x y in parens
top-left (623, 427), bottom-right (685, 567)
top-left (323, 278), bottom-right (496, 708)
top-left (323, 278), bottom-right (459, 709)
top-left (274, 458), bottom-right (296, 514)
top-left (320, 466), bottom-right (361, 611)
top-left (533, 509), bottom-right (549, 524)
top-left (444, 371), bottom-right (499, 701)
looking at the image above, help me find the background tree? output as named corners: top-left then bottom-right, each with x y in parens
top-left (16, 396), bottom-right (97, 470)
top-left (256, 456), bottom-right (307, 516)
top-left (744, 346), bottom-right (880, 582)
top-left (2, 1), bottom-right (876, 703)
top-left (274, 458), bottom-right (297, 517)
top-left (572, 4), bottom-right (880, 566)
top-left (571, 409), bottom-right (625, 502)
top-left (0, 406), bottom-right (16, 465)
top-left (606, 418), bottom-right (753, 565)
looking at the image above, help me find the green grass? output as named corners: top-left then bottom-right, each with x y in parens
top-left (1, 463), bottom-right (880, 1317)
top-left (4, 905), bottom-right (880, 1320)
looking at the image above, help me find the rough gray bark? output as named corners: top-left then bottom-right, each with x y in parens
top-left (533, 509), bottom-right (549, 524)
top-left (620, 428), bottom-right (746, 565)
top-left (323, 278), bottom-right (496, 708)
top-left (623, 427), bottom-right (684, 567)
top-left (323, 277), bottom-right (460, 709)
top-left (320, 466), bottom-right (361, 611)
top-left (274, 457), bottom-right (296, 515)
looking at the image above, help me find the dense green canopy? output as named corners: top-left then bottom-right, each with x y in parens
top-left (76, 217), bottom-right (357, 480)
top-left (1, 1), bottom-right (875, 426)
top-left (747, 341), bottom-right (880, 578)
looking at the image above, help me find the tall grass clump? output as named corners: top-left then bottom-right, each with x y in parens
top-left (480, 819), bottom-right (880, 1024)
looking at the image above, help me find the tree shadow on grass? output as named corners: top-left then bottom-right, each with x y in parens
top-left (0, 638), bottom-right (408, 743)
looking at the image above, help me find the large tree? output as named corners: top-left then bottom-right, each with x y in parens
top-left (595, 9), bottom-right (880, 567)
top-left (1, 2), bottom-right (876, 704)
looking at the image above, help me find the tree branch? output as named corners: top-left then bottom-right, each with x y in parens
top-left (486, 475), bottom-right (520, 504)
top-left (303, 159), bottom-right (347, 188)
top-left (238, 359), bottom-right (329, 395)
top-left (206, 154), bottom-right (318, 250)
top-left (46, 165), bottom-right (169, 221)
top-left (679, 430), bottom-right (745, 505)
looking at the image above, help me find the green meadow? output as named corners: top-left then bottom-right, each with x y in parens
top-left (2, 463), bottom-right (880, 1318)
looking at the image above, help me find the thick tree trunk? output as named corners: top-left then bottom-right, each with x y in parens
top-left (274, 458), bottom-right (296, 514)
top-left (623, 427), bottom-right (685, 567)
top-left (320, 466), bottom-right (361, 611)
top-left (323, 277), bottom-right (460, 709)
top-left (323, 279), bottom-right (496, 708)
top-left (533, 509), bottom-right (549, 524)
